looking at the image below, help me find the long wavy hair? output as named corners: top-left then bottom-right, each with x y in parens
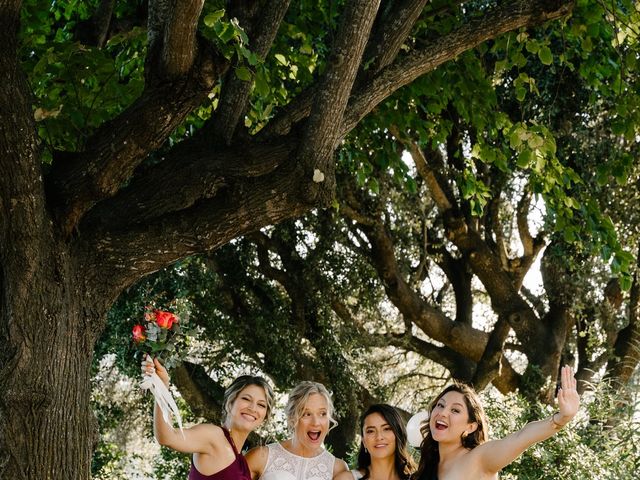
top-left (356, 404), bottom-right (417, 480)
top-left (413, 382), bottom-right (488, 480)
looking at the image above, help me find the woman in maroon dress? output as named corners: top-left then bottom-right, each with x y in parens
top-left (144, 358), bottom-right (275, 479)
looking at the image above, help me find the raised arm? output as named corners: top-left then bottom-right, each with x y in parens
top-left (144, 357), bottom-right (223, 454)
top-left (475, 366), bottom-right (580, 474)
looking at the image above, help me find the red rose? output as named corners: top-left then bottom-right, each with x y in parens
top-left (155, 310), bottom-right (178, 329)
top-left (132, 324), bottom-right (146, 343)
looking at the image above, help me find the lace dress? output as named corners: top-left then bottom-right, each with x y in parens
top-left (260, 442), bottom-right (336, 480)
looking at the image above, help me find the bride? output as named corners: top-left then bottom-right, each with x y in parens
top-left (246, 381), bottom-right (349, 479)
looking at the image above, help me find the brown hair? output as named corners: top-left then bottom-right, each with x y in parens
top-left (413, 382), bottom-right (488, 479)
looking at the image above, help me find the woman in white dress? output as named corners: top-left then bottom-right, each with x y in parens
top-left (246, 381), bottom-right (349, 479)
top-left (335, 404), bottom-right (416, 480)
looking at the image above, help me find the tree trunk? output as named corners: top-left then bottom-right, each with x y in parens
top-left (0, 241), bottom-right (103, 479)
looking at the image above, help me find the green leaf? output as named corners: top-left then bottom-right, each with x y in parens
top-left (368, 177), bottom-right (379, 194)
top-left (235, 66), bottom-right (252, 81)
top-left (517, 149), bottom-right (532, 168)
top-left (204, 10), bottom-right (225, 28)
top-left (538, 46), bottom-right (553, 65)
top-left (274, 53), bottom-right (288, 66)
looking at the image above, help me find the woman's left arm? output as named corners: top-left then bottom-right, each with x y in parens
top-left (475, 366), bottom-right (580, 474)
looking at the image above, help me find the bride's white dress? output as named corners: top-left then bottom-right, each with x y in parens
top-left (260, 442), bottom-right (335, 480)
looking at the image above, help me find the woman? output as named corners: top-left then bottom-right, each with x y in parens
top-left (143, 358), bottom-right (275, 480)
top-left (413, 365), bottom-right (580, 480)
top-left (335, 404), bottom-right (416, 480)
top-left (245, 380), bottom-right (349, 479)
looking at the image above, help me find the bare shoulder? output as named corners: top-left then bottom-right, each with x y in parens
top-left (333, 458), bottom-right (349, 475)
top-left (189, 423), bottom-right (225, 440)
top-left (461, 442), bottom-right (499, 475)
top-left (334, 468), bottom-right (355, 480)
top-left (158, 421), bottom-right (223, 454)
top-left (246, 445), bottom-right (269, 475)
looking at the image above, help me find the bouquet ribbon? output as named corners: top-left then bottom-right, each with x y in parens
top-left (141, 356), bottom-right (185, 438)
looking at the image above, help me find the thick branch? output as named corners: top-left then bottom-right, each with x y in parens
top-left (296, 0), bottom-right (381, 205)
top-left (161, 0), bottom-right (205, 78)
top-left (606, 264), bottom-right (640, 386)
top-left (210, 0), bottom-right (291, 144)
top-left (472, 315), bottom-right (512, 389)
top-left (48, 5), bottom-right (224, 236)
top-left (445, 214), bottom-right (544, 344)
top-left (85, 160), bottom-right (309, 294)
top-left (81, 136), bottom-right (295, 230)
top-left (362, 0), bottom-right (430, 74)
top-left (356, 220), bottom-right (494, 363)
top-left (341, 0), bottom-right (575, 134)
top-left (172, 361), bottom-right (224, 422)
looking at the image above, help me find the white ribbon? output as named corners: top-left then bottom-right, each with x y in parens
top-left (141, 358), bottom-right (185, 438)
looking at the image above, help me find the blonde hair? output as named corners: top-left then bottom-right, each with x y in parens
top-left (285, 381), bottom-right (338, 432)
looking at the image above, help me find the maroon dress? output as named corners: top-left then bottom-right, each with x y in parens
top-left (188, 427), bottom-right (251, 480)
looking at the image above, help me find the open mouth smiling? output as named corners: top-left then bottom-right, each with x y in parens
top-left (435, 420), bottom-right (448, 430)
top-left (307, 431), bottom-right (321, 441)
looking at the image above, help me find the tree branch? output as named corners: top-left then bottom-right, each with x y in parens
top-left (86, 160), bottom-right (308, 294)
top-left (362, 0), bottom-right (430, 75)
top-left (172, 361), bottom-right (224, 423)
top-left (296, 0), bottom-right (381, 205)
top-left (605, 255), bottom-right (640, 386)
top-left (472, 315), bottom-right (512, 389)
top-left (80, 136), bottom-right (295, 230)
top-left (341, 0), bottom-right (575, 134)
top-left (74, 0), bottom-right (117, 48)
top-left (388, 125), bottom-right (456, 211)
top-left (160, 0), bottom-right (205, 78)
top-left (386, 332), bottom-right (476, 380)
top-left (209, 0), bottom-right (291, 145)
top-left (47, 2), bottom-right (225, 236)
top-left (0, 1), bottom-right (49, 264)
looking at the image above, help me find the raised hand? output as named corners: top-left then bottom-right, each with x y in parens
top-left (141, 355), bottom-right (170, 387)
top-left (557, 365), bottom-right (580, 424)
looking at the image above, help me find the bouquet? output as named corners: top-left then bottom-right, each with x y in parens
top-left (132, 306), bottom-right (191, 435)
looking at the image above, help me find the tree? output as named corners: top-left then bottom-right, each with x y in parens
top-left (10, 0), bottom-right (638, 477)
top-left (93, 3), bottom-right (640, 462)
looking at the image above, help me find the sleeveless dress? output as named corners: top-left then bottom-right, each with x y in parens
top-left (350, 470), bottom-right (364, 479)
top-left (260, 442), bottom-right (336, 480)
top-left (188, 427), bottom-right (251, 480)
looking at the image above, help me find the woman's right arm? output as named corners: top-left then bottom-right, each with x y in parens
top-left (146, 357), bottom-right (223, 454)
